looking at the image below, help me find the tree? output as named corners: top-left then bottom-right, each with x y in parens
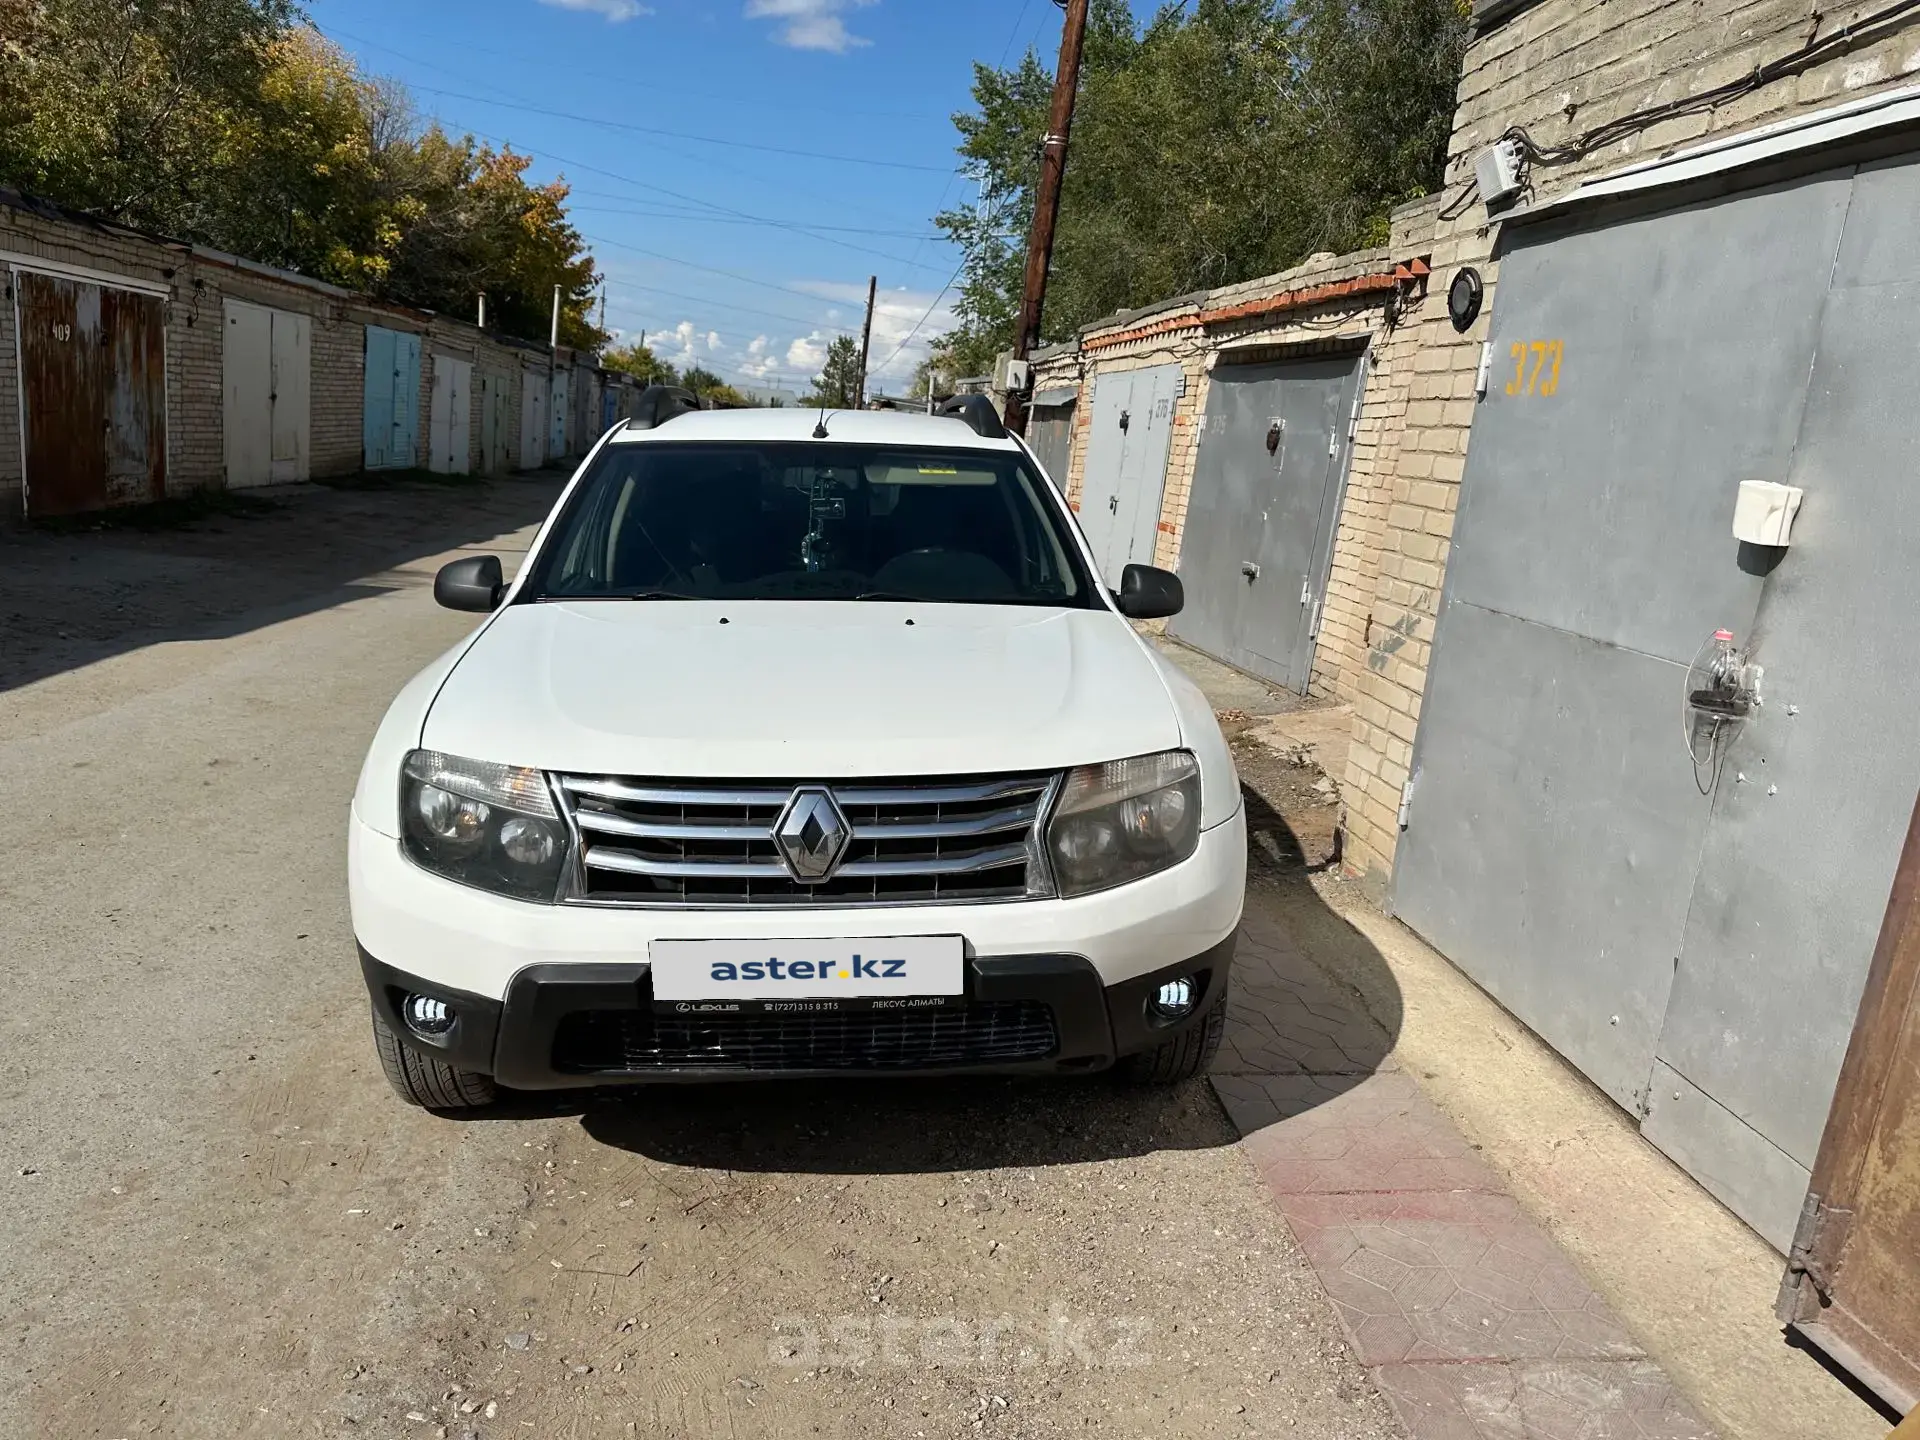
top-left (0, 4), bottom-right (607, 349)
top-left (930, 0), bottom-right (1468, 374)
top-left (680, 366), bottom-right (749, 408)
top-left (600, 341), bottom-right (677, 387)
top-left (803, 335), bottom-right (865, 408)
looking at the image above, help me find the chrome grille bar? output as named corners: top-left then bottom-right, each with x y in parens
top-left (556, 771), bottom-right (1058, 907)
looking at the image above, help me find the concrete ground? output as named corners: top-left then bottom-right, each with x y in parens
top-left (1174, 656), bottom-right (1890, 1440)
top-left (0, 479), bottom-right (1402, 1440)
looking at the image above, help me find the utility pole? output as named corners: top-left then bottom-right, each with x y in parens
top-left (597, 284), bottom-right (606, 337)
top-left (1003, 0), bottom-right (1089, 438)
top-left (549, 285), bottom-right (561, 349)
top-left (855, 275), bottom-right (878, 408)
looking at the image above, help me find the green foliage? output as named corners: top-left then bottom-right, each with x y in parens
top-left (600, 341), bottom-right (678, 387)
top-left (933, 0), bottom-right (1468, 373)
top-left (679, 366), bottom-right (750, 408)
top-left (803, 334), bottom-right (865, 408)
top-left (0, 3), bottom-right (605, 349)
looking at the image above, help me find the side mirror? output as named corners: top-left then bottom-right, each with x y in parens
top-left (434, 555), bottom-right (504, 613)
top-left (1116, 564), bottom-right (1184, 620)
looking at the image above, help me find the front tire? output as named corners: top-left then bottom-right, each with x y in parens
top-left (1117, 981), bottom-right (1228, 1084)
top-left (372, 1007), bottom-right (496, 1111)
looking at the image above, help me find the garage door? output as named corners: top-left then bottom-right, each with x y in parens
top-left (1075, 363), bottom-right (1181, 586)
top-left (1394, 148), bottom-right (1920, 1251)
top-left (15, 269), bottom-right (166, 516)
top-left (521, 366), bottom-right (547, 471)
top-left (1027, 389), bottom-right (1076, 488)
top-left (1169, 350), bottom-right (1364, 693)
top-left (428, 354), bottom-right (473, 475)
top-left (363, 326), bottom-right (421, 471)
top-left (223, 300), bottom-right (310, 488)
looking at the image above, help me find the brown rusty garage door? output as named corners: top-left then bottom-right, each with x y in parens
top-left (16, 270), bottom-right (166, 516)
top-left (1779, 787), bottom-right (1920, 1417)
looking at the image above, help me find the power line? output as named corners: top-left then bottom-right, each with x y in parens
top-left (599, 276), bottom-right (851, 334)
top-left (568, 200), bottom-right (944, 240)
top-left (424, 120), bottom-right (957, 275)
top-left (870, 257), bottom-right (966, 377)
top-left (324, 24), bottom-right (949, 123)
top-left (407, 82), bottom-right (951, 174)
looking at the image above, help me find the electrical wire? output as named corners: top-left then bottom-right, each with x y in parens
top-left (1506, 0), bottom-right (1920, 166)
top-left (407, 82), bottom-right (952, 174)
top-left (869, 256), bottom-right (968, 377)
top-left (598, 276), bottom-right (852, 333)
top-left (323, 24), bottom-right (948, 122)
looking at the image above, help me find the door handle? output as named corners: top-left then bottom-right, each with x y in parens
top-left (1241, 562), bottom-right (1260, 581)
top-left (1109, 495), bottom-right (1119, 514)
top-left (1300, 575), bottom-right (1312, 605)
top-left (1265, 421), bottom-right (1282, 456)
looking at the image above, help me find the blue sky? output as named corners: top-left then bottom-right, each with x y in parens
top-left (305, 0), bottom-right (1090, 394)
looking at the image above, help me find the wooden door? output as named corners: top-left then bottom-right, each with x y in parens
top-left (1780, 788), bottom-right (1920, 1416)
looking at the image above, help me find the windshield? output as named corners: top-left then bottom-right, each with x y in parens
top-left (521, 441), bottom-right (1095, 606)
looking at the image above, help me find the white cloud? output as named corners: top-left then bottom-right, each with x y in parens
top-left (744, 0), bottom-right (876, 53)
top-left (786, 333), bottom-right (830, 372)
top-left (539, 0), bottom-right (651, 20)
top-left (790, 281), bottom-right (956, 391)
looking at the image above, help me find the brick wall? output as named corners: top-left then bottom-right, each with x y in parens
top-left (2, 193), bottom-right (618, 520)
top-left (1336, 0), bottom-right (1920, 886)
top-left (1030, 241), bottom-right (1432, 704)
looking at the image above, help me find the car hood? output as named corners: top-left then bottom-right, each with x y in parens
top-left (421, 601), bottom-right (1182, 778)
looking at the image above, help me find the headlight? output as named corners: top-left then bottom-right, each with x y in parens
top-left (1046, 749), bottom-right (1201, 897)
top-left (400, 750), bottom-right (568, 902)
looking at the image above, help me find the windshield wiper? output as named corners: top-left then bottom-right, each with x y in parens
top-left (852, 590), bottom-right (932, 602)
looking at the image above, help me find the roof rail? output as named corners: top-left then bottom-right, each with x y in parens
top-left (935, 393), bottom-right (1008, 440)
top-left (625, 384), bottom-right (700, 430)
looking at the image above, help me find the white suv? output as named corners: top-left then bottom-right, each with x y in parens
top-left (348, 391), bottom-right (1245, 1109)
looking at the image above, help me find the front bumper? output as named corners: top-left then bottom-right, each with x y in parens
top-left (362, 936), bottom-right (1234, 1086)
top-left (348, 801), bottom-right (1246, 1000)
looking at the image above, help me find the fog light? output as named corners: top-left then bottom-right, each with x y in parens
top-left (402, 993), bottom-right (455, 1037)
top-left (1147, 976), bottom-right (1197, 1024)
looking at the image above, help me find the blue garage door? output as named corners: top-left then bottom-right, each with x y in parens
top-left (363, 326), bottom-right (422, 470)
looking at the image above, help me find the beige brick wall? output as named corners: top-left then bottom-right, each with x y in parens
top-left (1030, 243), bottom-right (1433, 705)
top-left (1337, 0), bottom-right (1920, 886)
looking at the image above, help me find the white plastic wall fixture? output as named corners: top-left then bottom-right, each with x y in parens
top-left (1474, 141), bottom-right (1524, 208)
top-left (1733, 480), bottom-right (1804, 546)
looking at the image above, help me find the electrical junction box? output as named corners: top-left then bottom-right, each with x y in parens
top-left (1474, 140), bottom-right (1525, 208)
top-left (1733, 480), bottom-right (1804, 546)
top-left (998, 357), bottom-right (1033, 394)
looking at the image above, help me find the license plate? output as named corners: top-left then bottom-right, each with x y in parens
top-left (648, 936), bottom-right (965, 1013)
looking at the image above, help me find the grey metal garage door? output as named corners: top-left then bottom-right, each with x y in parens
top-left (1169, 351), bottom-right (1364, 693)
top-left (1027, 393), bottom-right (1075, 489)
top-left (1075, 363), bottom-right (1181, 586)
top-left (1394, 149), bottom-right (1920, 1250)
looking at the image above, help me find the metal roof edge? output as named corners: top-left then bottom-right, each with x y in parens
top-left (1504, 81), bottom-right (1920, 228)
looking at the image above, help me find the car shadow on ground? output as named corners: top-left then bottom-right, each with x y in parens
top-left (0, 471), bottom-right (567, 694)
top-left (564, 781), bottom-right (1404, 1175)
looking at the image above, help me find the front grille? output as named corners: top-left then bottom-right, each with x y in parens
top-left (557, 773), bottom-right (1056, 906)
top-left (553, 1003), bottom-right (1059, 1072)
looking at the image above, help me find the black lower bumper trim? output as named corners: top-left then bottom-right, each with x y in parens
top-left (358, 934), bottom-right (1235, 1089)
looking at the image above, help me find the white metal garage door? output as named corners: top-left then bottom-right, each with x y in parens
top-left (1394, 141), bottom-right (1920, 1249)
top-left (1075, 363), bottom-right (1181, 586)
top-left (428, 355), bottom-right (473, 475)
top-left (223, 299), bottom-right (309, 488)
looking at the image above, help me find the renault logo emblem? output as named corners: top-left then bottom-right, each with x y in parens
top-left (772, 787), bottom-right (851, 883)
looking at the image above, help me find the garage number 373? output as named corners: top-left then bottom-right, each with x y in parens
top-left (1506, 340), bottom-right (1564, 397)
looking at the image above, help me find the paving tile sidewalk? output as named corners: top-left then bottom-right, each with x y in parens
top-left (1213, 908), bottom-right (1717, 1439)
